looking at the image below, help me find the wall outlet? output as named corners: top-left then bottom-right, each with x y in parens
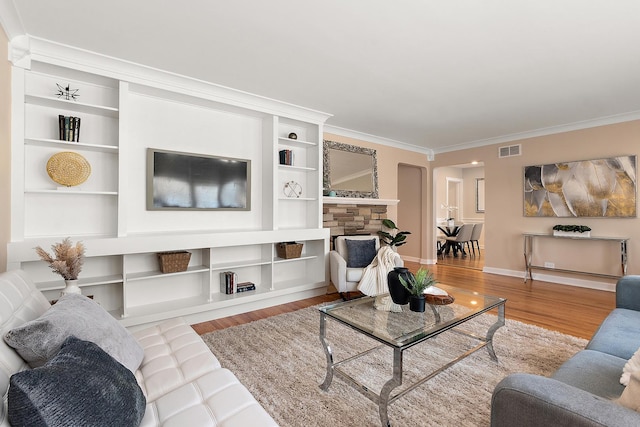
top-left (544, 262), bottom-right (555, 269)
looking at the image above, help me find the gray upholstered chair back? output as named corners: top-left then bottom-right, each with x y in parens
top-left (470, 223), bottom-right (483, 241)
top-left (454, 223), bottom-right (474, 242)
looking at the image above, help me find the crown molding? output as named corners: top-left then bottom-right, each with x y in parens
top-left (0, 0), bottom-right (30, 67)
top-left (10, 35), bottom-right (333, 124)
top-left (0, 0), bottom-right (24, 41)
top-left (323, 124), bottom-right (434, 160)
top-left (433, 111), bottom-right (640, 155)
top-left (7, 33), bottom-right (29, 68)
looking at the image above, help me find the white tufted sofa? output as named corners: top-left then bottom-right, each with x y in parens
top-left (0, 270), bottom-right (278, 426)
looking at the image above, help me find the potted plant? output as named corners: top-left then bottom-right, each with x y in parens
top-left (35, 237), bottom-right (85, 295)
top-left (399, 267), bottom-right (438, 312)
top-left (378, 219), bottom-right (411, 249)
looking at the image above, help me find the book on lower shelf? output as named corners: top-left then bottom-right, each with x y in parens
top-left (236, 282), bottom-right (256, 293)
top-left (220, 271), bottom-right (237, 294)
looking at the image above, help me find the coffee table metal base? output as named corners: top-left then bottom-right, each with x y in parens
top-left (319, 304), bottom-right (505, 427)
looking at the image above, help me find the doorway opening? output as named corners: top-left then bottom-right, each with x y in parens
top-left (434, 163), bottom-right (485, 270)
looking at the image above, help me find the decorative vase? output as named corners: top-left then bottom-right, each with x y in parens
top-left (409, 295), bottom-right (426, 312)
top-left (387, 267), bottom-right (412, 305)
top-left (62, 279), bottom-right (82, 295)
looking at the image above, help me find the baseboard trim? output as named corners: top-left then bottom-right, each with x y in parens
top-left (482, 267), bottom-right (616, 292)
top-left (400, 256), bottom-right (436, 265)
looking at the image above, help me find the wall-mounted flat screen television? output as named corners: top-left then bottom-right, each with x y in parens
top-left (147, 148), bottom-right (251, 210)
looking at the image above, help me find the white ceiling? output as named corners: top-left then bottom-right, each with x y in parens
top-left (4, 0), bottom-right (640, 153)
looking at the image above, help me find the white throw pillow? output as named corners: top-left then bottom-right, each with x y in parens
top-left (621, 347), bottom-right (640, 386)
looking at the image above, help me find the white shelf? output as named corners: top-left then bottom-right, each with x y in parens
top-left (210, 258), bottom-right (271, 271)
top-left (278, 197), bottom-right (318, 201)
top-left (209, 286), bottom-right (271, 303)
top-left (25, 137), bottom-right (119, 153)
top-left (36, 274), bottom-right (124, 292)
top-left (25, 94), bottom-right (119, 117)
top-left (273, 254), bottom-right (317, 264)
top-left (126, 265), bottom-right (210, 282)
top-left (123, 295), bottom-right (211, 319)
top-left (25, 189), bottom-right (118, 196)
top-left (279, 164), bottom-right (317, 172)
top-left (278, 136), bottom-right (317, 147)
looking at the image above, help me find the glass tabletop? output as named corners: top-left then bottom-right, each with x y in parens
top-left (319, 284), bottom-right (505, 349)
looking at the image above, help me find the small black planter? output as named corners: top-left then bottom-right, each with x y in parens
top-left (409, 295), bottom-right (426, 312)
top-left (387, 267), bottom-right (412, 305)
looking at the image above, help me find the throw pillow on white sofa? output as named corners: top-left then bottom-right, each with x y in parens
top-left (4, 293), bottom-right (144, 372)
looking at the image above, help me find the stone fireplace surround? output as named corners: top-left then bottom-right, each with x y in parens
top-left (322, 197), bottom-right (399, 250)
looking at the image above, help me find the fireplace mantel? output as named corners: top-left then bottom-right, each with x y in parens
top-left (322, 197), bottom-right (399, 206)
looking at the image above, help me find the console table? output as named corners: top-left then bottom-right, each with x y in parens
top-left (523, 233), bottom-right (629, 282)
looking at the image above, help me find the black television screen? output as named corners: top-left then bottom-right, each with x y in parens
top-left (147, 148), bottom-right (251, 210)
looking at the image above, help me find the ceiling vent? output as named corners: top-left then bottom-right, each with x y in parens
top-left (498, 144), bottom-right (521, 158)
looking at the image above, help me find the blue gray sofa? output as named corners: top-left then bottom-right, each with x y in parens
top-left (491, 275), bottom-right (640, 426)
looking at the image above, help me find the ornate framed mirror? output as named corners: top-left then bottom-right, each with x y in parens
top-left (323, 140), bottom-right (378, 198)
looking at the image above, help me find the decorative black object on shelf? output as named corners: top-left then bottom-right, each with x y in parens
top-left (288, 132), bottom-right (297, 140)
top-left (55, 83), bottom-right (79, 101)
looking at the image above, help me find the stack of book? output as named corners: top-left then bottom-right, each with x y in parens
top-left (58, 115), bottom-right (81, 142)
top-left (279, 149), bottom-right (293, 166)
top-left (220, 271), bottom-right (237, 294)
top-left (236, 282), bottom-right (256, 293)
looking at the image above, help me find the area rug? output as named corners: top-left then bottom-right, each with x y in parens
top-left (201, 305), bottom-right (587, 427)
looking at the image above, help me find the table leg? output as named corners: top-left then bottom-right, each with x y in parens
top-left (621, 240), bottom-right (628, 276)
top-left (485, 304), bottom-right (506, 361)
top-left (319, 312), bottom-right (334, 391)
top-left (379, 348), bottom-right (403, 427)
top-left (523, 235), bottom-right (533, 282)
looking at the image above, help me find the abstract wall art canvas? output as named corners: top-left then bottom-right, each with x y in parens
top-left (524, 155), bottom-right (637, 217)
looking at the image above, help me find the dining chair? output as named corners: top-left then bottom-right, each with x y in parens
top-left (470, 223), bottom-right (483, 256)
top-left (444, 223), bottom-right (474, 257)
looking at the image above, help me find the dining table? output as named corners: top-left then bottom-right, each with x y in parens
top-left (437, 223), bottom-right (466, 257)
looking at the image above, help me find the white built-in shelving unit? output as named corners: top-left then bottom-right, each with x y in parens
top-left (7, 38), bottom-right (331, 328)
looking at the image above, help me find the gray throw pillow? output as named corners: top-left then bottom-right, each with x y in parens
top-left (8, 336), bottom-right (146, 427)
top-left (345, 239), bottom-right (377, 268)
top-left (4, 293), bottom-right (144, 372)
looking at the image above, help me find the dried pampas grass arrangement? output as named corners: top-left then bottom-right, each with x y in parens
top-left (35, 237), bottom-right (85, 280)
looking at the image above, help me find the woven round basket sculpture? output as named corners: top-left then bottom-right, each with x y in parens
top-left (46, 152), bottom-right (91, 187)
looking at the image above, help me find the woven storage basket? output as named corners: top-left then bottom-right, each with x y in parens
top-left (276, 242), bottom-right (303, 259)
top-left (157, 251), bottom-right (191, 273)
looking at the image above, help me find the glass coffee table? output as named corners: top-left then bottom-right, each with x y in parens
top-left (319, 284), bottom-right (506, 427)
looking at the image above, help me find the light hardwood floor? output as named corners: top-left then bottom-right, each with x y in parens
top-left (192, 262), bottom-right (616, 340)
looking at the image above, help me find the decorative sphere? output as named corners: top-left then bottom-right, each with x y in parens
top-left (288, 132), bottom-right (297, 140)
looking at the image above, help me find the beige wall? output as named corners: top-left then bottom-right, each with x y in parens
top-left (0, 29), bottom-right (10, 272)
top-left (324, 133), bottom-right (431, 261)
top-left (462, 167), bottom-right (485, 222)
top-left (398, 164), bottom-right (423, 261)
top-left (431, 120), bottom-right (640, 281)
